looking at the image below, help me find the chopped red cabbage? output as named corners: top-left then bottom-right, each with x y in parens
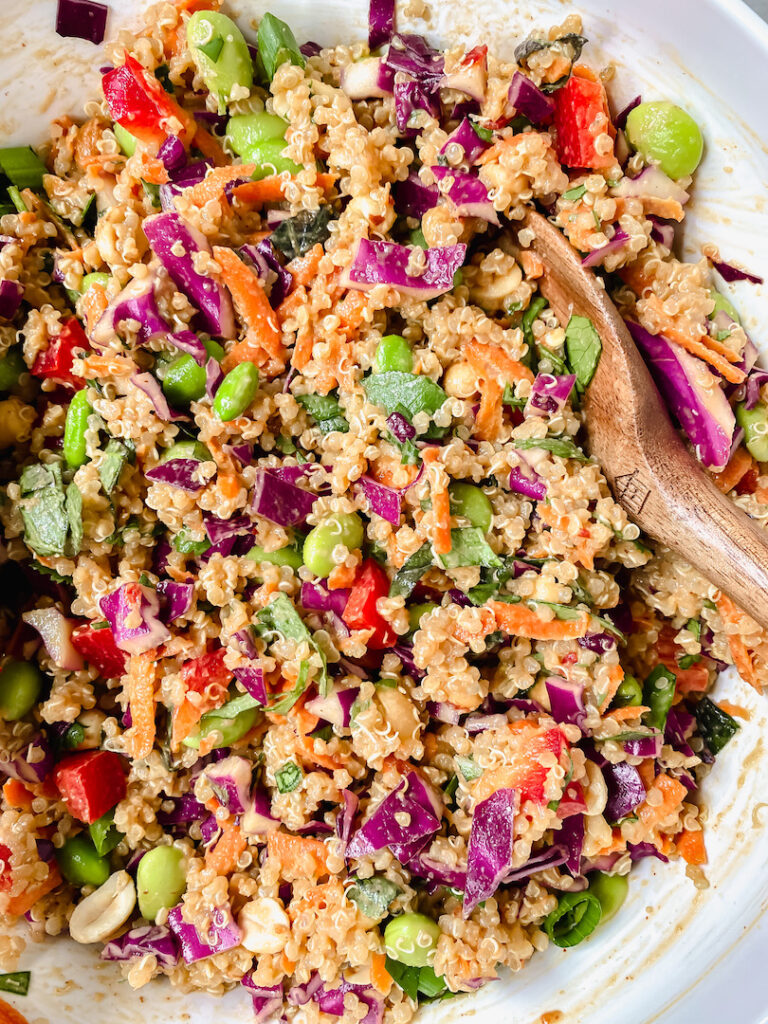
top-left (240, 786), bottom-right (279, 835)
top-left (525, 372), bottom-right (576, 417)
top-left (233, 664), bottom-right (267, 706)
top-left (204, 514), bottom-right (252, 545)
top-left (100, 582), bottom-right (171, 655)
top-left (603, 761), bottom-right (646, 822)
top-left (301, 580), bottom-right (352, 637)
top-left (545, 677), bottom-right (588, 732)
top-left (156, 578), bottom-right (194, 622)
top-left (426, 701), bottom-right (461, 725)
top-left (316, 979), bottom-right (384, 1024)
top-left (0, 732), bottom-right (54, 785)
top-left (0, 280), bottom-right (23, 320)
top-left (507, 72), bottom-right (554, 125)
top-left (101, 924), bottom-right (179, 968)
top-left (392, 171), bottom-right (439, 219)
top-left (627, 841), bottom-right (668, 863)
top-left (157, 135), bottom-right (187, 173)
top-left (626, 321), bottom-right (735, 471)
top-left (346, 772), bottom-right (442, 860)
top-left (581, 228), bottom-right (630, 268)
top-left (355, 475), bottom-right (401, 524)
top-left (223, 443), bottom-right (253, 465)
top-left (300, 41), bottom-right (322, 58)
top-left (306, 686), bottom-right (359, 729)
top-left (143, 212), bottom-right (234, 337)
top-left (205, 357), bottom-right (223, 399)
top-left (157, 793), bottom-right (206, 826)
top-left (392, 642), bottom-right (425, 679)
top-left (394, 80), bottom-right (440, 136)
top-left (577, 632), bottom-right (616, 654)
top-left (341, 58), bottom-right (393, 100)
top-left (557, 814), bottom-right (584, 874)
top-left (502, 842), bottom-right (569, 883)
top-left (131, 372), bottom-right (189, 422)
top-left (250, 469), bottom-right (318, 526)
top-left (403, 850), bottom-right (467, 891)
top-left (711, 258), bottom-right (763, 285)
top-left (624, 732), bottom-right (662, 758)
top-left (346, 238), bottom-right (466, 299)
top-left (431, 166), bottom-right (498, 224)
top-left (507, 465), bottom-right (546, 500)
top-left (383, 33), bottom-right (444, 83)
top-left (614, 95), bottom-right (641, 129)
top-left (159, 160), bottom-right (211, 212)
top-left (386, 411), bottom-right (417, 442)
top-left (145, 458), bottom-right (206, 492)
top-left (92, 277), bottom-right (174, 349)
top-left (22, 608), bottom-right (84, 670)
top-left (204, 755), bottom-right (253, 815)
top-left (167, 904), bottom-right (242, 963)
top-left (288, 973), bottom-right (325, 1006)
top-left (439, 118), bottom-right (490, 166)
top-left (664, 706), bottom-right (695, 758)
top-left (240, 240), bottom-right (292, 309)
top-left (336, 789), bottom-right (359, 846)
top-left (369, 0), bottom-right (396, 50)
top-left (440, 44), bottom-right (487, 100)
top-left (242, 979), bottom-right (284, 1024)
top-left (648, 215), bottom-right (675, 249)
top-left (463, 787), bottom-right (516, 916)
top-left (55, 0), bottom-right (108, 44)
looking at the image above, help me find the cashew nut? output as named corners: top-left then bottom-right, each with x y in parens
top-left (583, 759), bottom-right (608, 817)
top-left (69, 870), bottom-right (136, 944)
top-left (237, 897), bottom-right (290, 954)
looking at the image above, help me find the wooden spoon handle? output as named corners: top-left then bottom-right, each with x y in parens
top-left (524, 208), bottom-right (768, 630)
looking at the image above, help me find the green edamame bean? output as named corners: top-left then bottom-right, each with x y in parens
top-left (187, 11), bottom-right (254, 110)
top-left (710, 289), bottom-right (740, 325)
top-left (160, 440), bottom-right (211, 463)
top-left (0, 659), bottom-right (43, 720)
top-left (81, 272), bottom-right (110, 294)
top-left (245, 542), bottom-right (304, 570)
top-left (375, 334), bottom-right (413, 374)
top-left (611, 675), bottom-right (643, 709)
top-left (589, 871), bottom-right (629, 924)
top-left (303, 512), bottom-right (364, 578)
top-left (0, 348), bottom-right (26, 393)
top-left (226, 112), bottom-right (289, 158)
top-left (214, 361), bottom-right (259, 421)
top-left (203, 338), bottom-right (226, 362)
top-left (736, 402), bottom-right (768, 462)
top-left (384, 912), bottom-right (441, 967)
top-left (625, 101), bottom-right (703, 180)
top-left (408, 602), bottom-right (438, 633)
top-left (113, 123), bottom-right (138, 157)
top-left (162, 354), bottom-right (207, 406)
top-left (449, 482), bottom-right (493, 532)
top-left (248, 138), bottom-right (303, 180)
top-left (136, 845), bottom-right (187, 921)
top-left (56, 835), bottom-right (110, 888)
top-left (63, 389), bottom-right (92, 469)
top-left (182, 703), bottom-right (258, 750)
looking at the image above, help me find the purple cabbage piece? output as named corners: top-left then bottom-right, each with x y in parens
top-left (36, 838), bottom-right (55, 862)
top-left (142, 212), bottom-right (234, 337)
top-left (604, 602), bottom-right (633, 636)
top-left (545, 677), bottom-right (587, 732)
top-left (167, 904), bottom-right (242, 963)
top-left (193, 110), bottom-right (228, 133)
top-left (426, 701), bottom-right (461, 724)
top-left (159, 160), bottom-right (212, 212)
top-left (240, 240), bottom-right (292, 309)
top-left (156, 578), bottom-right (195, 622)
top-left (341, 57), bottom-right (393, 100)
top-left (251, 469), bottom-right (317, 526)
top-left (301, 580), bottom-right (352, 635)
top-left (346, 238), bottom-right (466, 300)
top-left (558, 814), bottom-right (584, 874)
top-left (581, 228), bottom-right (630, 268)
top-left (502, 842), bottom-right (569, 883)
top-left (0, 732), bottom-right (54, 785)
top-left (157, 793), bottom-right (206, 826)
top-left (448, 587), bottom-right (472, 607)
top-left (369, 0), bottom-right (395, 50)
top-left (648, 215), bottom-right (675, 249)
top-left (300, 41), bottom-right (322, 58)
top-left (131, 372), bottom-right (188, 422)
top-left (205, 358), bottom-right (223, 399)
top-left (316, 979), bottom-right (384, 1024)
top-left (383, 33), bottom-right (445, 83)
top-left (204, 513), bottom-right (252, 545)
top-left (626, 320), bottom-right (735, 471)
top-left (101, 924), bottom-right (179, 968)
top-left (507, 71), bottom-right (554, 125)
top-left (463, 787), bottom-right (516, 916)
top-left (392, 170), bottom-right (439, 218)
top-left (0, 279), bottom-right (23, 319)
top-left (240, 786), bottom-right (279, 836)
top-left (355, 475), bottom-right (401, 525)
top-left (439, 117), bottom-right (490, 165)
top-left (346, 772), bottom-right (442, 860)
top-left (204, 755), bottom-right (253, 815)
top-left (507, 697), bottom-right (543, 714)
top-left (233, 664), bottom-right (267, 706)
top-left (614, 94), bottom-right (641, 129)
top-left (386, 411), bottom-right (416, 442)
top-left (525, 373), bottom-right (576, 418)
top-left (624, 732), bottom-right (663, 758)
top-left (145, 458), bottom-right (206, 492)
top-left (431, 166), bottom-right (498, 224)
top-left (158, 135), bottom-right (187, 173)
top-left (199, 813), bottom-right (220, 846)
top-left (200, 535), bottom-right (237, 561)
top-left (392, 642), bottom-right (425, 679)
top-left (336, 789), bottom-right (359, 845)
top-left (627, 841), bottom-right (668, 863)
top-left (507, 465), bottom-right (546, 500)
top-left (603, 761), bottom-right (646, 822)
top-left (100, 582), bottom-right (170, 655)
top-left (742, 368), bottom-right (768, 411)
top-left (168, 329), bottom-right (208, 365)
top-left (577, 632), bottom-right (616, 654)
top-left (403, 850), bottom-right (467, 891)
top-left (711, 259), bottom-right (763, 285)
top-left (288, 973), bottom-right (325, 1006)
top-left (242, 978), bottom-right (284, 1024)
top-left (665, 706), bottom-right (695, 758)
top-left (394, 80), bottom-right (440, 136)
top-left (224, 443), bottom-right (253, 465)
top-left (55, 0), bottom-right (108, 44)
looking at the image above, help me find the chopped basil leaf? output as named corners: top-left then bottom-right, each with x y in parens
top-left (677, 654), bottom-right (700, 670)
top-left (197, 35), bottom-right (224, 62)
top-left (257, 593), bottom-right (329, 696)
top-left (347, 875), bottom-right (401, 920)
top-left (173, 528), bottom-right (211, 556)
top-left (385, 959), bottom-right (448, 1002)
top-left (514, 436), bottom-right (588, 461)
top-left (456, 754), bottom-right (483, 780)
top-left (565, 314), bottom-right (602, 390)
top-left (514, 32), bottom-right (587, 66)
top-left (275, 760), bottom-right (303, 793)
top-left (695, 696), bottom-right (739, 755)
top-left (296, 392), bottom-right (349, 433)
top-left (521, 296), bottom-right (548, 351)
top-left (389, 542), bottom-right (433, 598)
top-left (269, 659), bottom-right (310, 715)
top-left (89, 808), bottom-right (123, 857)
top-left (437, 527), bottom-right (502, 570)
top-left (99, 437), bottom-right (134, 496)
top-left (18, 462), bottom-right (82, 557)
top-left (363, 371), bottom-right (448, 429)
top-left (271, 205), bottom-right (333, 260)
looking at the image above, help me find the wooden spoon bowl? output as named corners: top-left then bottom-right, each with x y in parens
top-left (520, 207), bottom-right (768, 630)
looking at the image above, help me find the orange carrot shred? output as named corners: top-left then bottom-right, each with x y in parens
top-left (489, 601), bottom-right (591, 641)
top-left (677, 828), bottom-right (707, 866)
top-left (126, 650), bottom-right (158, 759)
top-left (422, 447), bottom-right (452, 555)
top-left (213, 246), bottom-right (284, 372)
top-left (712, 447), bottom-right (755, 493)
top-left (205, 818), bottom-right (246, 875)
top-left (185, 164), bottom-right (256, 207)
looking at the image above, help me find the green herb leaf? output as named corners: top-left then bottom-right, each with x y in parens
top-left (275, 760), bottom-right (303, 793)
top-left (296, 392), bottom-right (349, 433)
top-left (347, 876), bottom-right (401, 920)
top-left (256, 593), bottom-right (329, 697)
top-left (389, 543), bottom-right (433, 598)
top-left (65, 481), bottom-right (83, 556)
top-left (514, 436), bottom-right (588, 461)
top-left (269, 659), bottom-right (310, 715)
top-left (437, 527), bottom-right (502, 570)
top-left (385, 958), bottom-right (420, 1001)
top-left (173, 528), bottom-right (211, 556)
top-left (257, 12), bottom-right (306, 81)
top-left (515, 32), bottom-right (587, 66)
top-left (270, 205), bottom-right (333, 260)
top-left (0, 146), bottom-right (46, 189)
top-left (89, 808), bottom-right (123, 857)
top-left (455, 754), bottom-right (483, 780)
top-left (363, 371), bottom-right (448, 430)
top-left (642, 664), bottom-right (677, 733)
top-left (18, 461), bottom-right (83, 558)
top-left (197, 35), bottom-right (224, 62)
top-left (0, 971), bottom-right (30, 996)
top-left (562, 184), bottom-right (587, 202)
top-left (99, 437), bottom-right (134, 496)
top-left (469, 118), bottom-right (493, 143)
top-left (521, 296), bottom-right (548, 351)
top-left (695, 696), bottom-right (739, 755)
top-left (565, 314), bottom-right (602, 390)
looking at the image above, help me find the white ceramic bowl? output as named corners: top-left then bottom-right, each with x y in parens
top-left (2, 1), bottom-right (768, 1021)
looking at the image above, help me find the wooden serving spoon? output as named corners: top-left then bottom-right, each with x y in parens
top-left (520, 207), bottom-right (768, 630)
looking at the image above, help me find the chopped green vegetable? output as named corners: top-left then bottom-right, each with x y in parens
top-left (521, 296), bottom-right (548, 351)
top-left (562, 183), bottom-right (587, 201)
top-left (270, 205), bottom-right (332, 260)
top-left (173, 528), bottom-right (211, 557)
top-left (437, 527), bottom-right (502, 570)
top-left (695, 696), bottom-right (739, 755)
top-left (275, 760), bottom-right (303, 793)
top-left (99, 437), bottom-right (135, 496)
top-left (256, 594), bottom-right (329, 699)
top-left (0, 146), bottom-right (46, 189)
top-left (455, 755), bottom-right (483, 780)
top-left (544, 889), bottom-right (602, 947)
top-left (363, 371), bottom-right (448, 429)
top-left (257, 12), bottom-right (305, 81)
top-left (269, 659), bottom-right (310, 715)
top-left (7, 186), bottom-right (27, 213)
top-left (296, 392), bottom-right (349, 433)
top-left (642, 664), bottom-right (677, 733)
top-left (565, 314), bottom-right (602, 390)
top-left (347, 875), bottom-right (401, 920)
top-left (384, 958), bottom-right (448, 1002)
top-left (389, 542), bottom-right (433, 598)
top-left (18, 462), bottom-right (82, 558)
top-left (514, 436), bottom-right (588, 461)
top-left (89, 808), bottom-right (123, 857)
top-left (0, 972), bottom-right (30, 996)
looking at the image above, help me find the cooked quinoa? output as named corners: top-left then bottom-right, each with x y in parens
top-left (0, 0), bottom-right (765, 1019)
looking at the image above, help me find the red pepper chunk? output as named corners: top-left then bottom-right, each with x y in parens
top-left (102, 53), bottom-right (195, 147)
top-left (342, 559), bottom-right (397, 650)
top-left (181, 647), bottom-right (233, 696)
top-left (53, 750), bottom-right (127, 824)
top-left (553, 71), bottom-right (615, 170)
top-left (31, 317), bottom-right (88, 390)
top-left (71, 623), bottom-right (128, 679)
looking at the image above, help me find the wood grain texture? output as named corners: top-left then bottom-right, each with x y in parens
top-left (522, 208), bottom-right (768, 629)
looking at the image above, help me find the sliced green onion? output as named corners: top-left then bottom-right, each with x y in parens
top-left (0, 971), bottom-right (30, 996)
top-left (7, 187), bottom-right (27, 213)
top-left (275, 760), bottom-right (303, 793)
top-left (642, 664), bottom-right (677, 733)
top-left (257, 12), bottom-right (305, 81)
top-left (544, 890), bottom-right (602, 947)
top-left (0, 146), bottom-right (46, 189)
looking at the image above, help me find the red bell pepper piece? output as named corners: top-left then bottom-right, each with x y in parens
top-left (102, 53), bottom-right (196, 147)
top-left (53, 750), bottom-right (127, 824)
top-left (31, 317), bottom-right (88, 390)
top-left (181, 647), bottom-right (233, 698)
top-left (342, 560), bottom-right (396, 650)
top-left (71, 623), bottom-right (128, 679)
top-left (553, 70), bottom-right (615, 170)
top-left (0, 843), bottom-right (12, 891)
top-left (510, 725), bottom-right (568, 804)
top-left (557, 779), bottom-right (587, 819)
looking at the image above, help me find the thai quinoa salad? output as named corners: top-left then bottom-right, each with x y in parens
top-left (0, 0), bottom-right (767, 1017)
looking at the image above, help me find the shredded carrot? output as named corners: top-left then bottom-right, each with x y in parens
top-left (5, 863), bottom-right (61, 917)
top-left (476, 135), bottom-right (527, 165)
top-left (641, 197), bottom-right (685, 222)
top-left (289, 881), bottom-right (337, 918)
top-left (296, 734), bottom-right (345, 771)
top-left (185, 164), bottom-right (256, 207)
top-left (291, 324), bottom-right (314, 372)
top-left (717, 700), bottom-right (750, 719)
top-left (594, 829), bottom-right (626, 857)
top-left (327, 563), bottom-right (359, 589)
top-left (715, 593), bottom-right (759, 688)
top-left (371, 952), bottom-right (393, 996)
top-left (336, 289), bottom-right (368, 338)
top-left (464, 339), bottom-right (535, 385)
top-left (231, 173), bottom-right (336, 206)
top-left (80, 282), bottom-right (109, 333)
top-left (673, 660), bottom-right (710, 695)
top-left (192, 126), bottom-right (228, 166)
top-left (489, 601), bottom-right (591, 641)
top-left (267, 831), bottom-right (330, 881)
top-left (641, 295), bottom-right (745, 383)
top-left (475, 375), bottom-right (504, 442)
top-left (422, 447), bottom-right (452, 556)
top-left (126, 650), bottom-right (158, 759)
top-left (213, 246), bottom-right (285, 373)
top-left (137, 152), bottom-right (170, 185)
top-left (205, 818), bottom-right (246, 875)
top-left (597, 663), bottom-right (625, 712)
top-left (676, 828), bottom-right (707, 866)
top-left (277, 287), bottom-right (305, 325)
top-left (79, 353), bottom-right (136, 377)
top-left (636, 758), bottom-right (655, 791)
top-left (0, 996), bottom-right (31, 1024)
top-left (638, 774), bottom-right (687, 827)
top-left (281, 953), bottom-right (297, 976)
top-left (368, 456), bottom-right (421, 490)
top-left (604, 704), bottom-right (651, 722)
top-left (1, 779), bottom-right (33, 811)
top-left (712, 447), bottom-right (755, 493)
top-left (286, 244), bottom-right (324, 287)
